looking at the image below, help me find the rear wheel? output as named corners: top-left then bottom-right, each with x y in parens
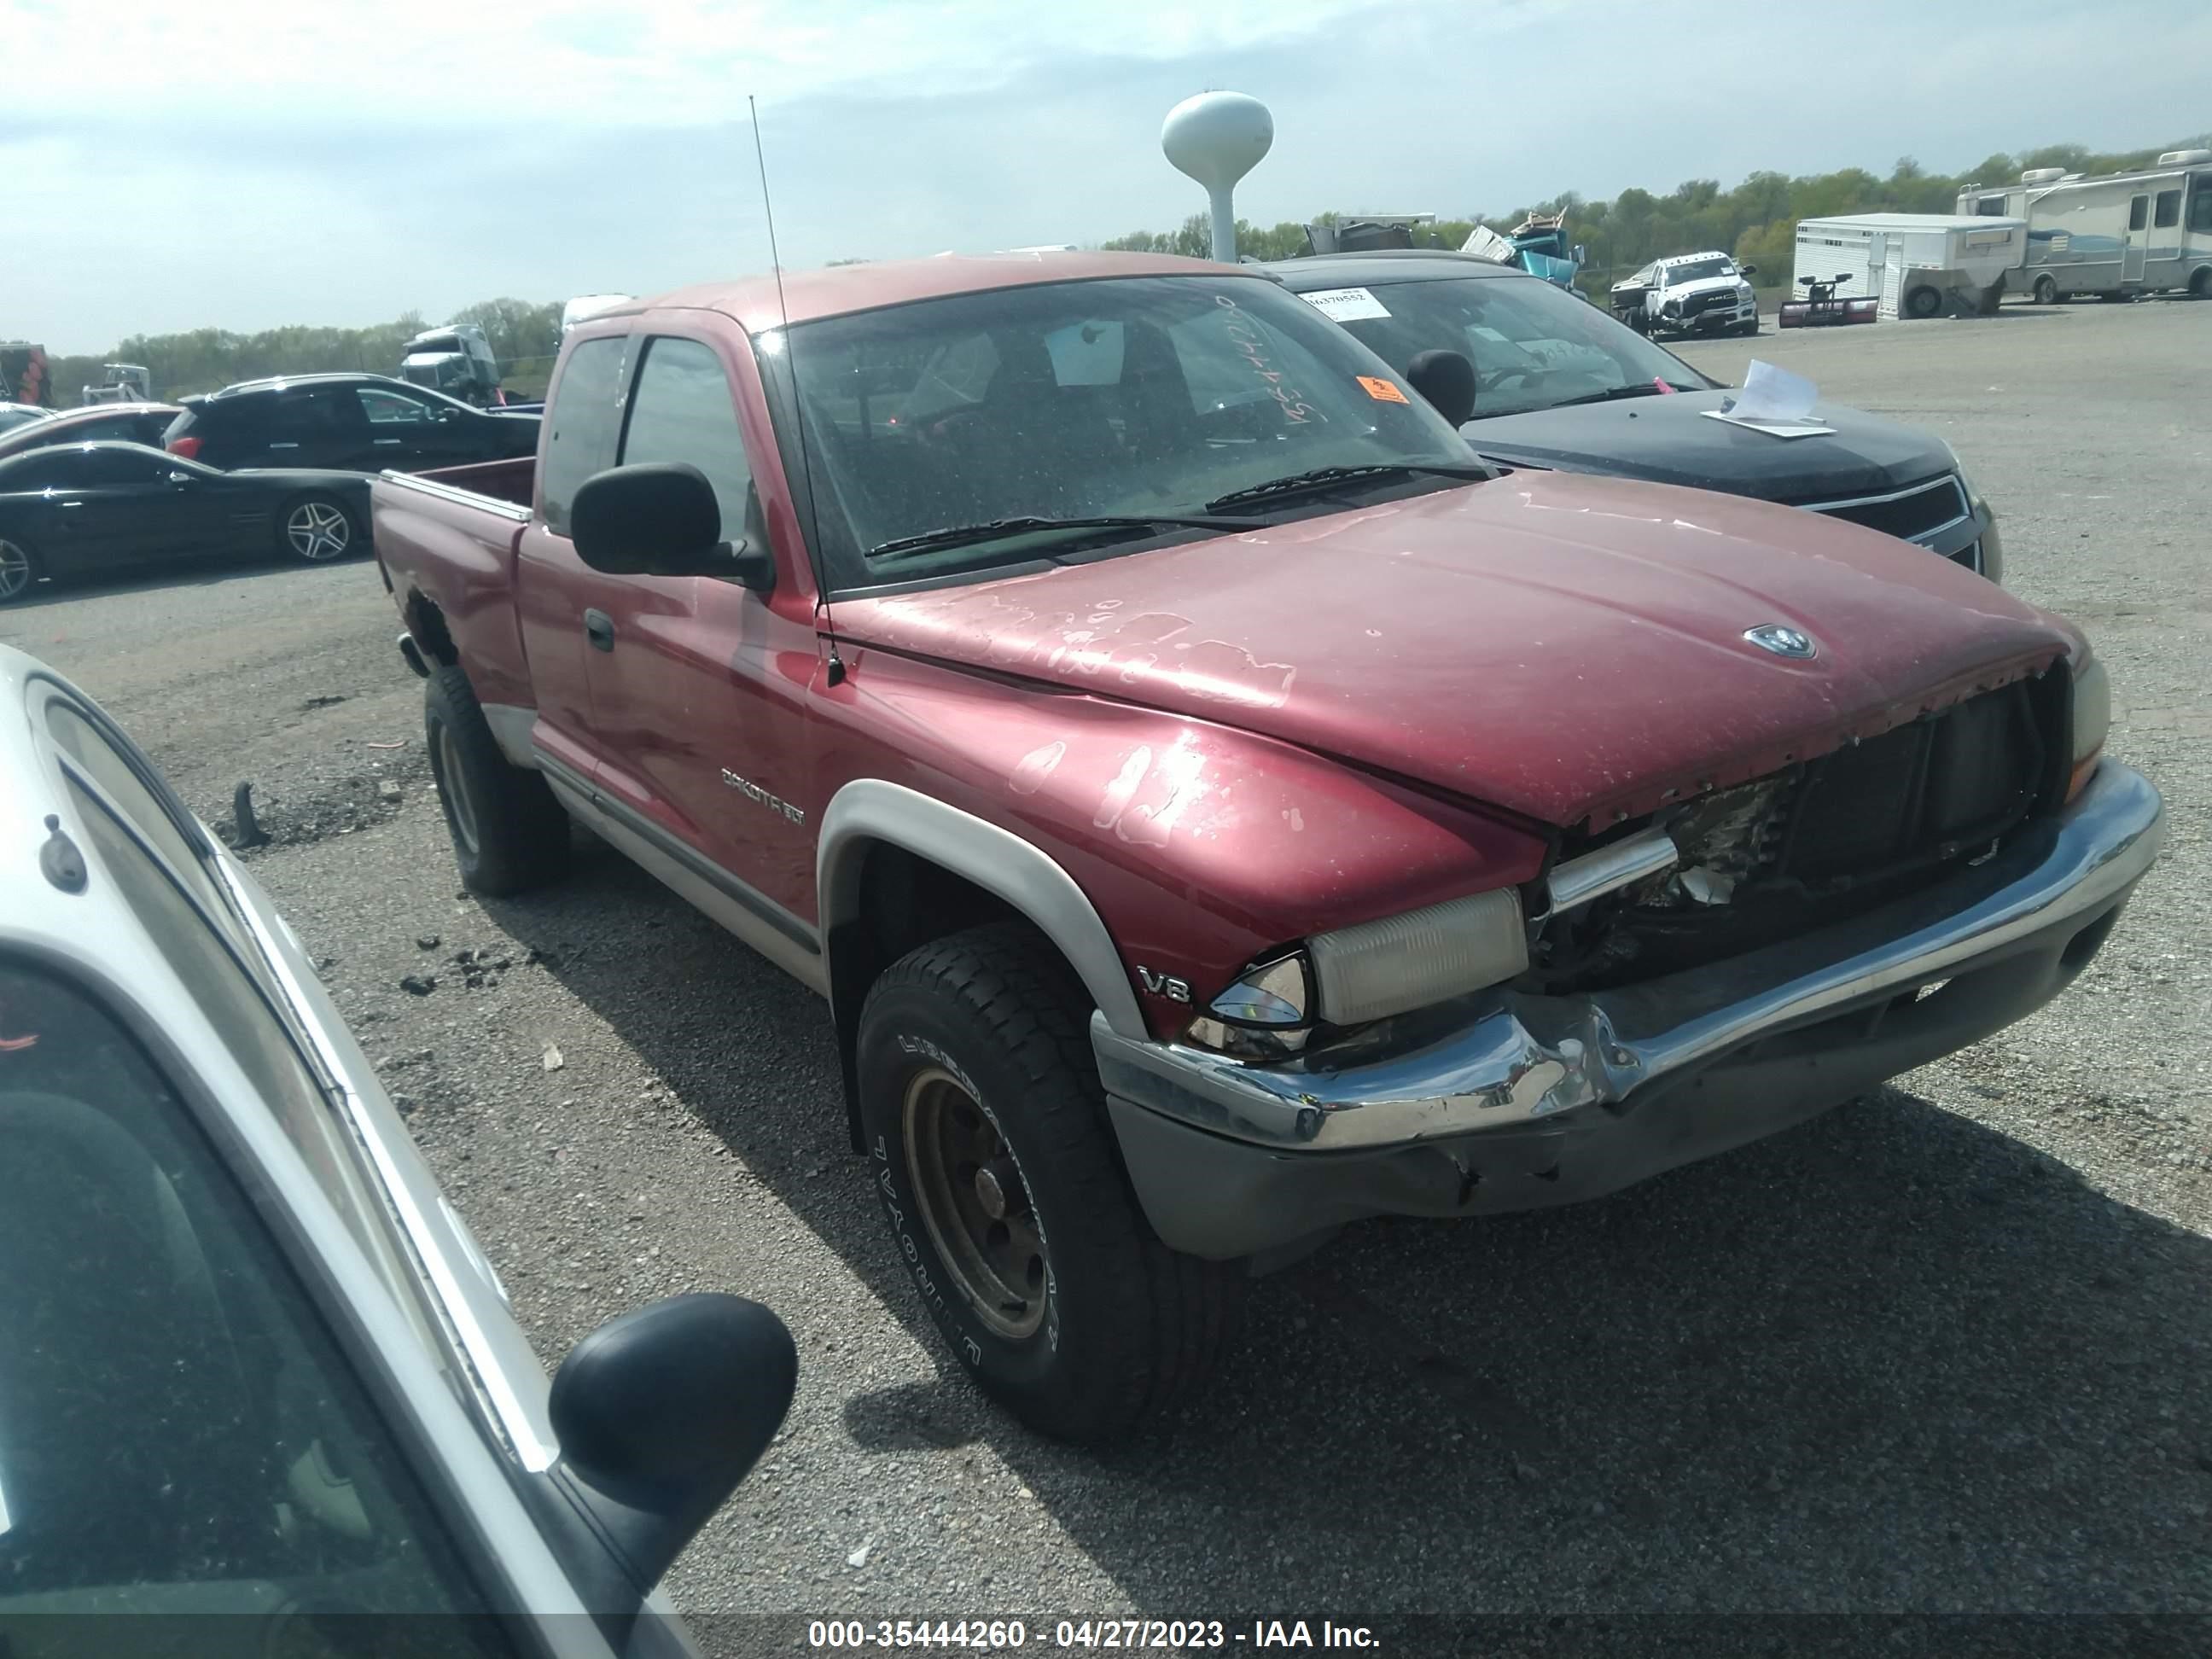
top-left (856, 923), bottom-right (1244, 1442)
top-left (2189, 267), bottom-right (2211, 300)
top-left (422, 664), bottom-right (570, 895)
top-left (2033, 275), bottom-right (2058, 305)
top-left (0, 538), bottom-right (38, 607)
top-left (1904, 284), bottom-right (1942, 319)
top-left (278, 493), bottom-right (361, 562)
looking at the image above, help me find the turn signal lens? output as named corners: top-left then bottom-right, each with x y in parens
top-left (2067, 649), bottom-right (2110, 803)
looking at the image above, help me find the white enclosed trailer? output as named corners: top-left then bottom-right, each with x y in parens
top-left (1957, 151), bottom-right (2212, 301)
top-left (1791, 213), bottom-right (2026, 319)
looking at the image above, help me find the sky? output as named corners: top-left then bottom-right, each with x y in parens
top-left (5, 0), bottom-right (2207, 352)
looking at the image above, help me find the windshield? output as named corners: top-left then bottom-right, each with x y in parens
top-left (1662, 258), bottom-right (1737, 285)
top-left (777, 275), bottom-right (1481, 587)
top-left (1307, 276), bottom-right (1712, 421)
top-left (0, 954), bottom-right (504, 1641)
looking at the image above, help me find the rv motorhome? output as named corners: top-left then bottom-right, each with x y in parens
top-left (1957, 149), bottom-right (2212, 303)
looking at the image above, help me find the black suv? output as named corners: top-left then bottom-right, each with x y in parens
top-left (162, 374), bottom-right (538, 472)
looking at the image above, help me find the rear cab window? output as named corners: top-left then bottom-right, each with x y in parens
top-left (538, 335), bottom-right (629, 534)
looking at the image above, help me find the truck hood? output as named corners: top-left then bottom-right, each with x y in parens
top-left (834, 472), bottom-right (2075, 831)
top-left (1464, 389), bottom-right (1955, 504)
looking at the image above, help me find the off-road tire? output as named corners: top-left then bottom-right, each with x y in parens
top-left (422, 664), bottom-right (569, 896)
top-left (856, 922), bottom-right (1245, 1442)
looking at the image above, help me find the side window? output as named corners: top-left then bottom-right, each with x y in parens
top-left (619, 335), bottom-right (756, 541)
top-left (540, 335), bottom-right (627, 535)
top-left (2154, 189), bottom-right (2182, 230)
top-left (1975, 196), bottom-right (2010, 218)
top-left (2128, 195), bottom-right (2149, 231)
top-left (2193, 182), bottom-right (2212, 234)
top-left (1, 450), bottom-right (90, 489)
top-left (275, 388), bottom-right (360, 436)
top-left (81, 448), bottom-right (170, 486)
top-left (358, 387), bottom-right (433, 424)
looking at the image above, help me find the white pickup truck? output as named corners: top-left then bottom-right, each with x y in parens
top-left (1610, 251), bottom-right (1760, 338)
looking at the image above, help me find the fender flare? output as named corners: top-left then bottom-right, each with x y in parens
top-left (815, 779), bottom-right (1149, 1041)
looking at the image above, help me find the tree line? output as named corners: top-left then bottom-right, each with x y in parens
top-left (38, 132), bottom-right (2210, 405)
top-left (1103, 135), bottom-right (2212, 292)
top-left (45, 297), bottom-right (570, 405)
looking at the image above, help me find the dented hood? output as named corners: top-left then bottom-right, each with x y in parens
top-left (834, 473), bottom-right (2078, 830)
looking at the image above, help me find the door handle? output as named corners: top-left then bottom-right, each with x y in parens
top-left (374, 438), bottom-right (403, 446)
top-left (269, 442), bottom-right (300, 450)
top-left (584, 608), bottom-right (615, 652)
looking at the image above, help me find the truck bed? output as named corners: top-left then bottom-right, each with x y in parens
top-left (370, 463), bottom-right (538, 713)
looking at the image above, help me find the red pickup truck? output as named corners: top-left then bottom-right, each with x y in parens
top-left (370, 251), bottom-right (2163, 1442)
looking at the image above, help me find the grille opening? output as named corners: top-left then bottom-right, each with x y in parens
top-left (1527, 677), bottom-right (2066, 996)
top-left (1806, 475), bottom-right (1970, 542)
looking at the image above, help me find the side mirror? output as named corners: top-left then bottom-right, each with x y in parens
top-left (1572, 244), bottom-right (1586, 265)
top-left (1739, 263), bottom-right (1757, 276)
top-left (571, 463), bottom-right (776, 591)
top-left (1404, 348), bottom-right (1477, 428)
top-left (548, 1294), bottom-right (795, 1623)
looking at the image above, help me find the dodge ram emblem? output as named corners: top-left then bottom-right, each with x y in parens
top-left (1744, 624), bottom-right (1818, 660)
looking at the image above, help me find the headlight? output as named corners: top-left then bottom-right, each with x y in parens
top-left (2068, 646), bottom-right (2110, 803)
top-left (1183, 888), bottom-right (1530, 1057)
top-left (1307, 888), bottom-right (1528, 1026)
top-left (1941, 441), bottom-right (1982, 508)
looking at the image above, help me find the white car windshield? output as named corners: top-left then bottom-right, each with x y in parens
top-left (1664, 258), bottom-right (1738, 284)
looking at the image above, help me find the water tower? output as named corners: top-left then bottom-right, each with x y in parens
top-left (1161, 92), bottom-right (1274, 263)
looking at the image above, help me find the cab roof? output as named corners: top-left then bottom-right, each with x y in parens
top-left (614, 250), bottom-right (1260, 335)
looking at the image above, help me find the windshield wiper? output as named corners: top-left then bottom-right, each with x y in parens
top-left (866, 513), bottom-right (1254, 563)
top-left (1549, 381), bottom-right (1696, 409)
top-left (1203, 462), bottom-right (1492, 514)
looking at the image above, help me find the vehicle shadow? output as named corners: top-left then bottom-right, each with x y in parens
top-left (2, 552), bottom-right (372, 614)
top-left (486, 847), bottom-right (2212, 1618)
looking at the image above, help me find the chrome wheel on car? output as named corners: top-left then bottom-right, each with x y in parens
top-left (433, 721), bottom-right (481, 859)
top-left (902, 1066), bottom-right (1047, 1341)
top-left (285, 500), bottom-right (352, 561)
top-left (0, 539), bottom-right (32, 603)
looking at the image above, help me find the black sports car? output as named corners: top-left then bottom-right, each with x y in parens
top-left (0, 441), bottom-right (372, 607)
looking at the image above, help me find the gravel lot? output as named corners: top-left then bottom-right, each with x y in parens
top-left (7, 298), bottom-right (2208, 1643)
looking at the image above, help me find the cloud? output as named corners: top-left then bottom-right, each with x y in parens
top-left (8, 0), bottom-right (2208, 348)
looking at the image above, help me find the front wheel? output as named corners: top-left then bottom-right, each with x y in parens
top-left (0, 537), bottom-right (39, 607)
top-left (856, 923), bottom-right (1244, 1442)
top-left (1904, 285), bottom-right (1942, 319)
top-left (278, 493), bottom-right (361, 562)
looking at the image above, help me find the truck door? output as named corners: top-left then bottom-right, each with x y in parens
top-left (578, 329), bottom-right (824, 931)
top-left (2124, 194), bottom-right (2149, 282)
top-left (513, 332), bottom-right (629, 789)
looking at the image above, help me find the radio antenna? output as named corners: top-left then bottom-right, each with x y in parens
top-left (749, 93), bottom-right (844, 686)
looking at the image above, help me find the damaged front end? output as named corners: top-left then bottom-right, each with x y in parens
top-left (1523, 669), bottom-right (2071, 996)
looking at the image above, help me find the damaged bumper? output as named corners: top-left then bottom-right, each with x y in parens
top-left (1094, 762), bottom-right (2163, 1260)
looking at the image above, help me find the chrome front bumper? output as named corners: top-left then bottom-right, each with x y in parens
top-left (1095, 763), bottom-right (2163, 1158)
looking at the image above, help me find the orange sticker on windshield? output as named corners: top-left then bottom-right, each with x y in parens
top-left (1357, 375), bottom-right (1409, 405)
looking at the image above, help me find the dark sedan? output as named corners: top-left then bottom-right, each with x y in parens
top-left (0, 402), bottom-right (183, 461)
top-left (0, 442), bottom-right (372, 606)
top-left (1267, 251), bottom-right (2001, 581)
